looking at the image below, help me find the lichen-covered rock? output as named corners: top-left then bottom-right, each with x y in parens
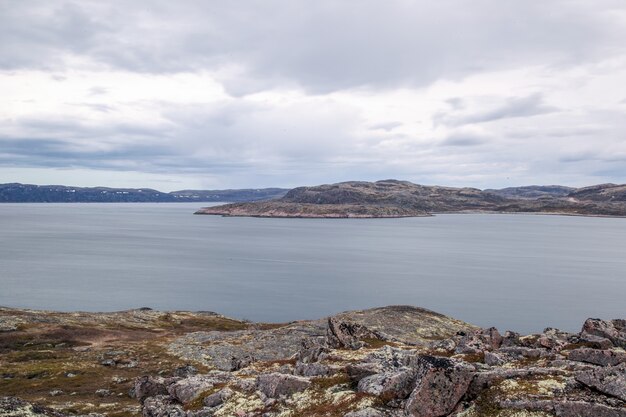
top-left (537, 328), bottom-right (572, 351)
top-left (553, 401), bottom-right (626, 417)
top-left (347, 362), bottom-right (384, 383)
top-left (357, 368), bottom-right (417, 399)
top-left (404, 356), bottom-right (475, 417)
top-left (455, 327), bottom-right (502, 354)
top-left (327, 316), bottom-right (381, 349)
top-left (575, 364), bottom-right (626, 401)
top-left (329, 306), bottom-right (476, 347)
top-left (294, 362), bottom-right (332, 377)
top-left (255, 373), bottom-right (311, 398)
top-left (582, 319), bottom-right (626, 349)
top-left (134, 376), bottom-right (171, 403)
top-left (568, 348), bottom-right (626, 367)
top-left (173, 365), bottom-right (198, 378)
top-left (142, 395), bottom-right (185, 417)
top-left (168, 321), bottom-right (326, 371)
top-left (203, 388), bottom-right (234, 408)
top-left (167, 373), bottom-right (231, 404)
top-left (0, 397), bottom-right (67, 417)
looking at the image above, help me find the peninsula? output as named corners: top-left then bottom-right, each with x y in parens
top-left (195, 180), bottom-right (626, 218)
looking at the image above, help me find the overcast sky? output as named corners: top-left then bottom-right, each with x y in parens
top-left (1, 1), bottom-right (626, 190)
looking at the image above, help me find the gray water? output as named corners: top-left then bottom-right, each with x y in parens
top-left (1, 203), bottom-right (624, 334)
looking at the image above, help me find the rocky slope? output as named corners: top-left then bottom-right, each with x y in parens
top-left (1, 306), bottom-right (624, 417)
top-left (0, 183), bottom-right (288, 203)
top-left (484, 186), bottom-right (575, 200)
top-left (196, 180), bottom-right (626, 218)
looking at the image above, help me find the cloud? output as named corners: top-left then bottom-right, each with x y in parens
top-left (436, 93), bottom-right (559, 127)
top-left (369, 122), bottom-right (403, 132)
top-left (1, 1), bottom-right (626, 189)
top-left (1, 1), bottom-right (625, 94)
top-left (440, 131), bottom-right (490, 147)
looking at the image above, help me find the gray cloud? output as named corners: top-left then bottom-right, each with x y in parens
top-left (436, 94), bottom-right (559, 127)
top-left (440, 132), bottom-right (490, 147)
top-left (1, 1), bottom-right (626, 189)
top-left (1, 1), bottom-right (625, 94)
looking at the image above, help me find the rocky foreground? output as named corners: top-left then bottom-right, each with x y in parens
top-left (0, 306), bottom-right (625, 417)
top-left (195, 180), bottom-right (626, 218)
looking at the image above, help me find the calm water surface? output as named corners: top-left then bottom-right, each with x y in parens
top-left (1, 203), bottom-right (624, 333)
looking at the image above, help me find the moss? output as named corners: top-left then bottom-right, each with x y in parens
top-left (361, 338), bottom-right (399, 349)
top-left (310, 373), bottom-right (352, 390)
top-left (183, 383), bottom-right (227, 411)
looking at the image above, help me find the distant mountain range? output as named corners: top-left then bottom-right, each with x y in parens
top-left (196, 180), bottom-right (626, 217)
top-left (0, 183), bottom-right (288, 203)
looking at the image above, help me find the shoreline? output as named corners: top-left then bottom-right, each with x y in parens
top-left (1, 305), bottom-right (624, 417)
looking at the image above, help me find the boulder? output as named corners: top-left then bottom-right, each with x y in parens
top-left (455, 327), bottom-right (502, 354)
top-left (575, 363), bottom-right (626, 401)
top-left (347, 362), bottom-right (383, 383)
top-left (568, 348), bottom-right (626, 367)
top-left (173, 364), bottom-right (198, 378)
top-left (582, 319), bottom-right (626, 349)
top-left (203, 388), bottom-right (234, 408)
top-left (357, 368), bottom-right (417, 399)
top-left (134, 376), bottom-right (170, 403)
top-left (295, 362), bottom-right (332, 377)
top-left (327, 317), bottom-right (381, 349)
top-left (404, 356), bottom-right (474, 417)
top-left (167, 373), bottom-right (231, 404)
top-left (255, 373), bottom-right (311, 398)
top-left (142, 395), bottom-right (186, 417)
top-left (484, 351), bottom-right (506, 366)
top-left (537, 328), bottom-right (572, 351)
top-left (554, 401), bottom-right (626, 417)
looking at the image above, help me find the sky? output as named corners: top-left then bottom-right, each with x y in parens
top-left (1, 1), bottom-right (626, 191)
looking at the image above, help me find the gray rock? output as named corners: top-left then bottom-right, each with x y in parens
top-left (575, 364), bottom-right (626, 401)
top-left (202, 388), bottom-right (234, 408)
top-left (501, 330), bottom-right (521, 347)
top-left (455, 327), bottom-right (502, 354)
top-left (554, 401), bottom-right (626, 417)
top-left (167, 373), bottom-right (231, 404)
top-left (483, 351), bottom-right (506, 366)
top-left (173, 365), bottom-right (198, 378)
top-left (404, 356), bottom-right (474, 417)
top-left (569, 348), bottom-right (626, 367)
top-left (357, 368), bottom-right (417, 399)
top-left (134, 376), bottom-right (170, 403)
top-left (329, 306), bottom-right (476, 347)
top-left (347, 362), bottom-right (384, 383)
top-left (582, 318), bottom-right (626, 349)
top-left (578, 333), bottom-right (616, 349)
top-left (327, 316), bottom-right (381, 349)
top-left (168, 321), bottom-right (326, 371)
top-left (256, 373), bottom-right (311, 398)
top-left (498, 399), bottom-right (626, 417)
top-left (232, 378), bottom-right (256, 393)
top-left (48, 390), bottom-right (64, 397)
top-left (95, 389), bottom-right (112, 397)
top-left (295, 362), bottom-right (332, 377)
top-left (142, 395), bottom-right (185, 417)
top-left (0, 397), bottom-right (67, 417)
top-left (537, 328), bottom-right (572, 351)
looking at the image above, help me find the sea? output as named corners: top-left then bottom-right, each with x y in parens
top-left (1, 202), bottom-right (624, 334)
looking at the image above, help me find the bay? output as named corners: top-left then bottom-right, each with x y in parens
top-left (1, 202), bottom-right (624, 333)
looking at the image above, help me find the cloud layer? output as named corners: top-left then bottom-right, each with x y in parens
top-left (1, 0), bottom-right (626, 189)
